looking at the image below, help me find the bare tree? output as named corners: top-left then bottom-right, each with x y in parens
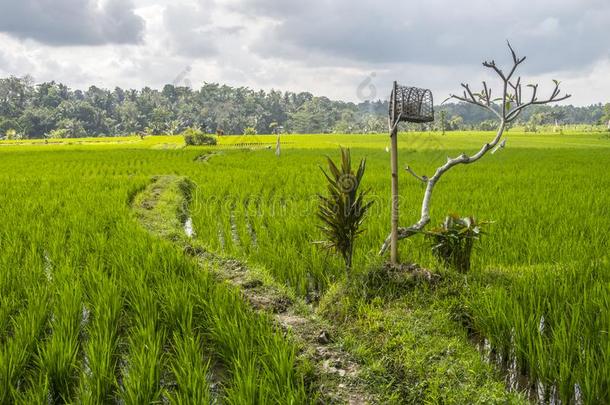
top-left (380, 42), bottom-right (571, 256)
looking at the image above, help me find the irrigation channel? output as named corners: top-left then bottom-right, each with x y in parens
top-left (131, 174), bottom-right (378, 404)
top-left (470, 333), bottom-right (582, 404)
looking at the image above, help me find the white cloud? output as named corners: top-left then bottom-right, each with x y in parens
top-left (0, 0), bottom-right (607, 105)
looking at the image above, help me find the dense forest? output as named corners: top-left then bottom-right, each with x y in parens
top-left (1, 75), bottom-right (608, 138)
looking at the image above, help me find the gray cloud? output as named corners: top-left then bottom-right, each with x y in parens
top-left (236, 0), bottom-right (610, 73)
top-left (0, 0), bottom-right (145, 45)
top-left (0, 0), bottom-right (607, 105)
top-left (163, 2), bottom-right (216, 56)
top-left (162, 1), bottom-right (244, 57)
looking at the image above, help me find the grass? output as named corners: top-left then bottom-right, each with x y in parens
top-left (0, 143), bottom-right (309, 403)
top-left (0, 130), bottom-right (608, 403)
top-left (319, 266), bottom-right (525, 403)
top-left (79, 271), bottom-right (122, 403)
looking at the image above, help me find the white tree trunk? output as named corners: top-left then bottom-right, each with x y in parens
top-left (379, 122), bottom-right (506, 255)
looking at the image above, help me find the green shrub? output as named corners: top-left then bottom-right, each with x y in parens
top-left (5, 129), bottom-right (21, 140)
top-left (182, 128), bottom-right (217, 146)
top-left (47, 128), bottom-right (70, 139)
top-left (243, 127), bottom-right (257, 135)
top-left (56, 118), bottom-right (86, 138)
top-left (424, 214), bottom-right (489, 273)
top-left (524, 122), bottom-right (538, 133)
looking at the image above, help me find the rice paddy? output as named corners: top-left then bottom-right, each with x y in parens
top-left (0, 130), bottom-right (608, 403)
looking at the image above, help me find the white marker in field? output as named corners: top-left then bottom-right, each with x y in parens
top-left (275, 134), bottom-right (281, 156)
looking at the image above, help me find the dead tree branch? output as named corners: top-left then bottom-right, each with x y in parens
top-left (405, 165), bottom-right (428, 183)
top-left (380, 42), bottom-right (570, 256)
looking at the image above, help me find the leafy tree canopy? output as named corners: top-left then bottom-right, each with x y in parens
top-left (0, 76), bottom-right (605, 139)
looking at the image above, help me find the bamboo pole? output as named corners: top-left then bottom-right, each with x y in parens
top-left (390, 81), bottom-right (399, 265)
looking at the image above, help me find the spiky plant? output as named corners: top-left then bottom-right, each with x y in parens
top-left (316, 147), bottom-right (373, 275)
top-left (424, 214), bottom-right (489, 273)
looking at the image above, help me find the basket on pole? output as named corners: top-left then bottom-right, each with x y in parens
top-left (388, 82), bottom-right (434, 264)
top-left (391, 85), bottom-right (434, 123)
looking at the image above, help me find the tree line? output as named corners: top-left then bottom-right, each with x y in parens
top-left (0, 76), bottom-right (608, 139)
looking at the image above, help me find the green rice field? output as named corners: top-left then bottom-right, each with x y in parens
top-left (0, 131), bottom-right (609, 403)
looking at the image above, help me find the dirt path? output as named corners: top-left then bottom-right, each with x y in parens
top-left (132, 175), bottom-right (378, 404)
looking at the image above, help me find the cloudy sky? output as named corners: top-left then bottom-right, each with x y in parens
top-left (0, 0), bottom-right (608, 105)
